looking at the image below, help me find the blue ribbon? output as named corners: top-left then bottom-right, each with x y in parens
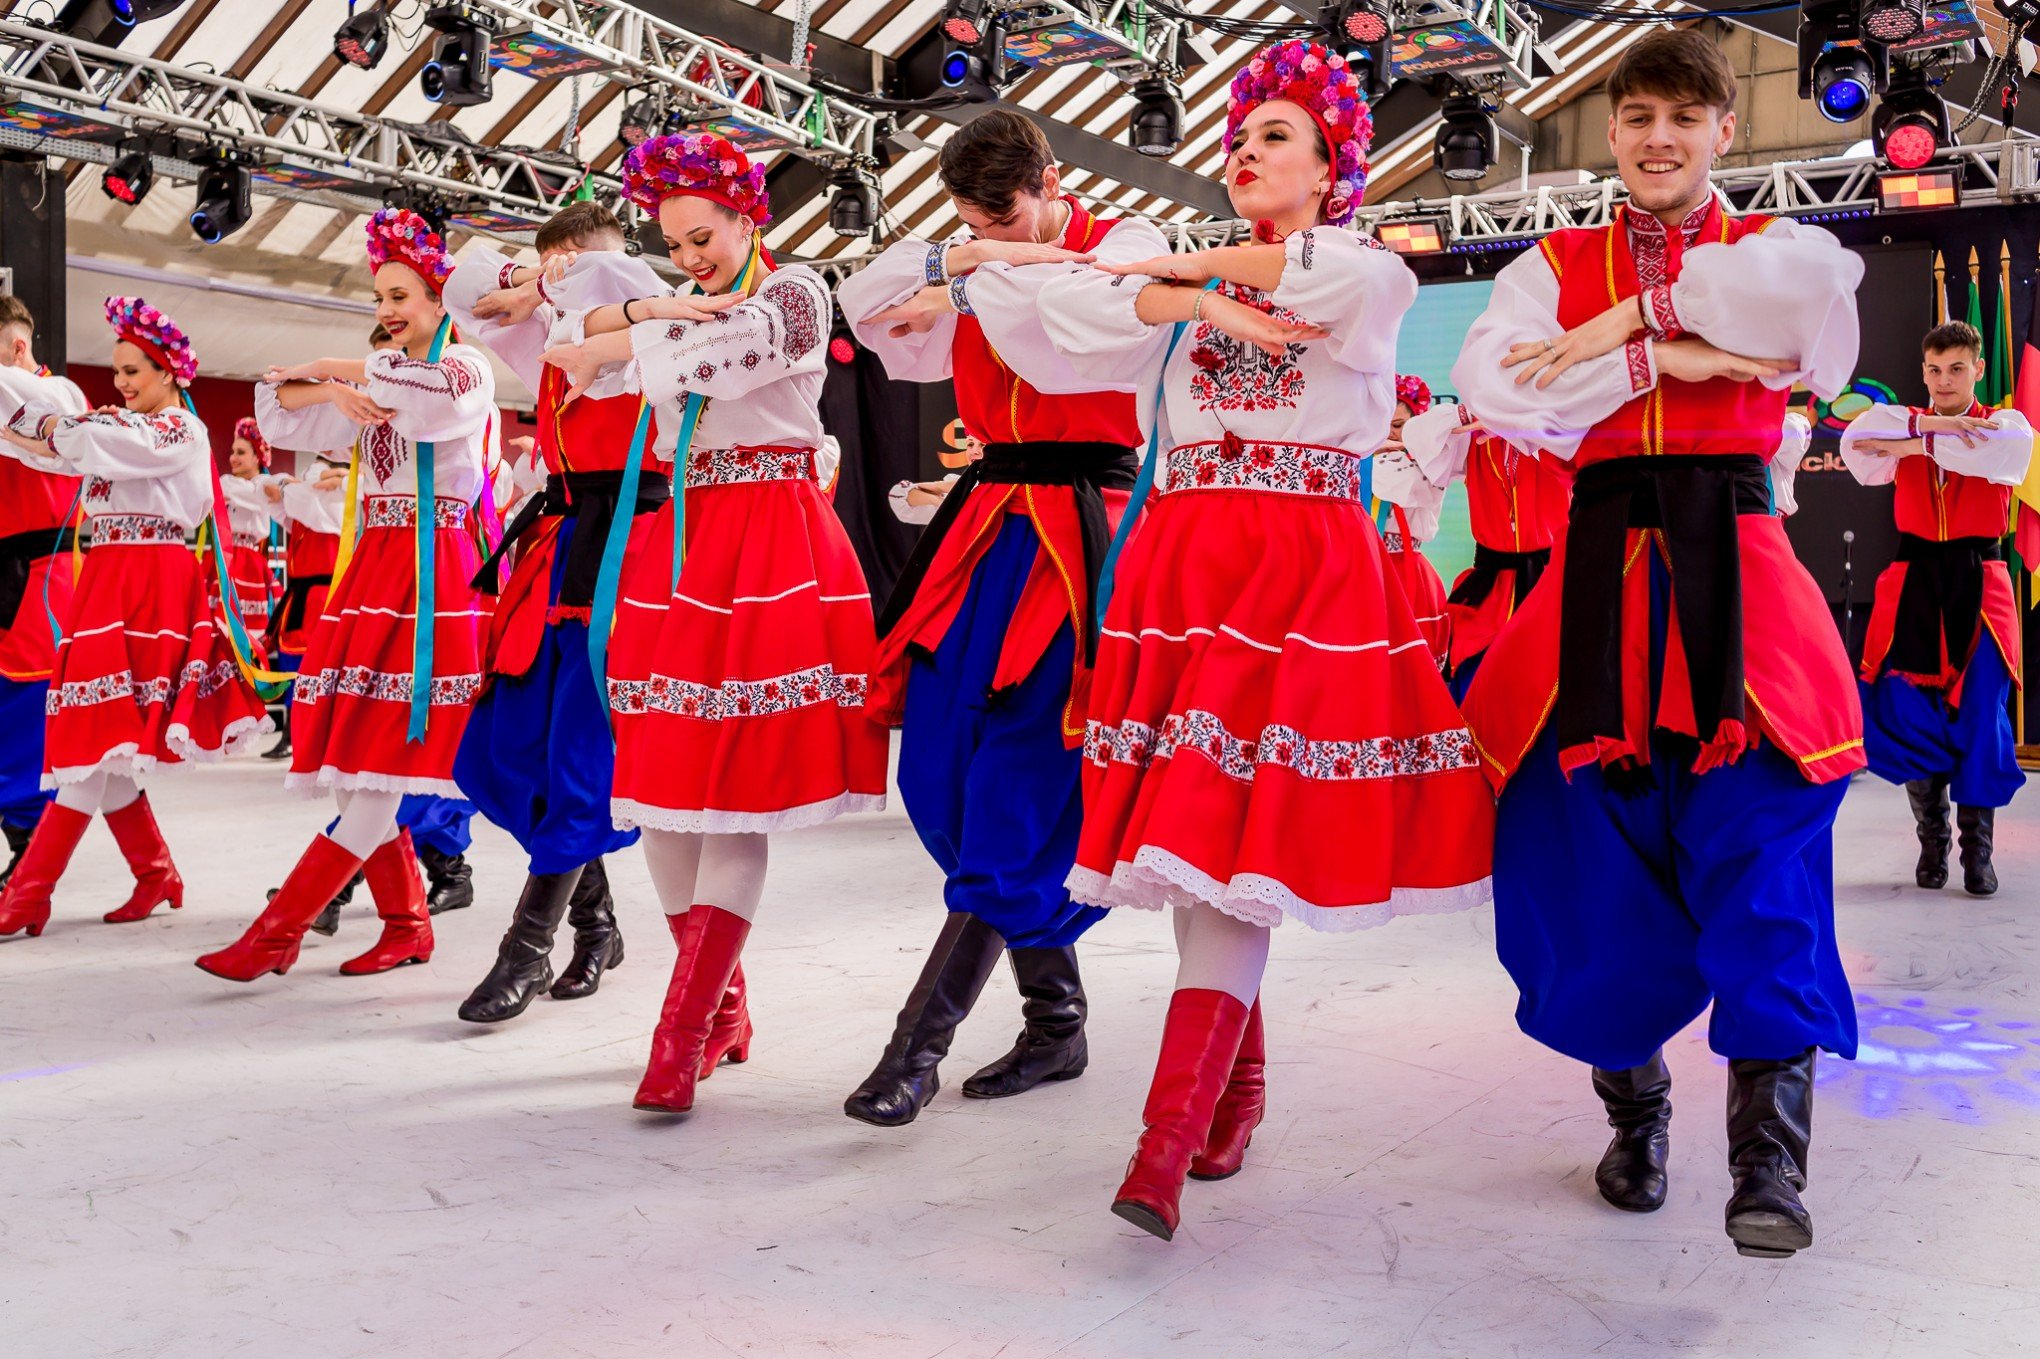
top-left (1093, 280), bottom-right (1220, 626)
top-left (42, 484), bottom-right (81, 653)
top-left (587, 401), bottom-right (653, 704)
top-left (669, 394), bottom-right (708, 597)
top-left (406, 318), bottom-right (452, 744)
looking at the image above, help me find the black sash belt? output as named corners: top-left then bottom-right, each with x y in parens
top-left (1886, 532), bottom-right (2000, 677)
top-left (875, 440), bottom-right (1138, 664)
top-left (1556, 454), bottom-right (1771, 767)
top-left (0, 526), bottom-right (78, 630)
top-left (1446, 542), bottom-right (1551, 612)
top-left (471, 469), bottom-right (672, 610)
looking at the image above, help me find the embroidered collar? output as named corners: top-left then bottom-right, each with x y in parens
top-left (1623, 196), bottom-right (1715, 249)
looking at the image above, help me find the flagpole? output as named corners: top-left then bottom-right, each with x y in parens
top-left (1935, 251), bottom-right (1947, 324)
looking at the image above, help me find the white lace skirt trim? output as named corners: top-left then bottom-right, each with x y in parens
top-left (1066, 846), bottom-right (1491, 933)
top-left (612, 792), bottom-right (887, 835)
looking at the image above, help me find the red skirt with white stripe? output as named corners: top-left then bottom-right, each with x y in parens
top-left (1068, 440), bottom-right (1494, 931)
top-left (43, 517), bottom-right (270, 784)
top-left (286, 497), bottom-right (485, 796)
top-left (607, 447), bottom-right (888, 833)
top-left (1386, 537), bottom-right (1452, 671)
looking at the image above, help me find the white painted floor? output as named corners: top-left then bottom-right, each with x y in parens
top-left (3, 754), bottom-right (2037, 1359)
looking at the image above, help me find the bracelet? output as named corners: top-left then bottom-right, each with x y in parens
top-left (622, 298), bottom-right (637, 325)
top-left (948, 274), bottom-right (975, 317)
top-left (1192, 289), bottom-right (1209, 324)
top-left (924, 243), bottom-right (951, 287)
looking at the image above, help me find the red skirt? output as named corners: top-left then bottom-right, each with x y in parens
top-left (207, 540), bottom-right (274, 641)
top-left (287, 498), bottom-right (485, 796)
top-left (1069, 440), bottom-right (1495, 931)
top-left (43, 519), bottom-right (270, 784)
top-left (608, 448), bottom-right (888, 833)
top-left (1387, 540), bottom-right (1452, 671)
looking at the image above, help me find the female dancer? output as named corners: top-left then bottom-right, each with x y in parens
top-left (198, 210), bottom-right (492, 981)
top-left (1037, 40), bottom-right (1494, 1238)
top-left (542, 133), bottom-right (887, 1114)
top-left (1375, 374), bottom-right (1452, 670)
top-left (216, 417), bottom-right (280, 646)
top-left (0, 297), bottom-right (271, 936)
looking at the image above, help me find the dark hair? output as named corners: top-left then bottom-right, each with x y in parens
top-left (1606, 28), bottom-right (1739, 114)
top-left (938, 107), bottom-right (1055, 218)
top-left (0, 294), bottom-right (33, 337)
top-left (369, 322), bottom-right (393, 346)
top-left (1923, 320), bottom-right (1983, 357)
top-left (536, 201), bottom-right (626, 254)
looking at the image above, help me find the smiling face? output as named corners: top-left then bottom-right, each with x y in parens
top-left (1923, 346), bottom-right (1983, 413)
top-left (229, 437), bottom-right (262, 478)
top-left (659, 195), bottom-right (754, 294)
top-left (109, 338), bottom-right (176, 413)
top-left (373, 262), bottom-right (447, 355)
top-left (952, 164), bottom-right (1064, 244)
top-left (1227, 100), bottom-right (1331, 227)
top-left (1608, 92), bottom-right (1733, 222)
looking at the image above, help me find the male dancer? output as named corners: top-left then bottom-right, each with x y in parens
top-left (1453, 29), bottom-right (1865, 1258)
top-left (0, 296), bottom-right (84, 888)
top-left (835, 109), bottom-right (1145, 1124)
top-left (1841, 320), bottom-right (2031, 896)
top-left (440, 201), bottom-right (668, 1021)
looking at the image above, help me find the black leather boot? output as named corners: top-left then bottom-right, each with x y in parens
top-left (418, 844), bottom-right (475, 915)
top-left (1905, 777), bottom-right (1951, 890)
top-left (1724, 1049), bottom-right (1817, 1258)
top-left (844, 912), bottom-right (1005, 1127)
top-left (962, 946), bottom-right (1089, 1099)
top-left (303, 871), bottom-right (362, 936)
top-left (550, 857), bottom-right (624, 1001)
top-left (1591, 1052), bottom-right (1672, 1212)
top-left (457, 869), bottom-right (583, 1023)
top-left (1957, 804), bottom-right (1998, 897)
top-left (261, 707), bottom-right (292, 760)
top-left (0, 819), bottom-right (33, 892)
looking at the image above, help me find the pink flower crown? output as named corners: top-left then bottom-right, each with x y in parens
top-left (365, 208), bottom-right (453, 294)
top-left (1396, 373), bottom-right (1433, 416)
top-left (621, 133), bottom-right (771, 226)
top-left (1226, 39), bottom-right (1373, 227)
top-left (103, 296), bottom-right (198, 387)
top-left (233, 415), bottom-right (272, 468)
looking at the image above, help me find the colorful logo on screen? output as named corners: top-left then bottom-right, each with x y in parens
top-left (1389, 22), bottom-right (1511, 79)
top-left (1814, 376), bottom-right (1898, 432)
top-left (1004, 23), bottom-right (1128, 69)
top-left (490, 32), bottom-right (613, 78)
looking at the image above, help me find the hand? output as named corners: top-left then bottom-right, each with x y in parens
top-left (327, 385), bottom-right (396, 425)
top-left (263, 360), bottom-right (328, 385)
top-left (1374, 438), bottom-right (1408, 459)
top-left (1503, 298), bottom-right (1644, 389)
top-left (506, 435), bottom-right (537, 461)
top-left (261, 481), bottom-right (285, 503)
top-left (1653, 339), bottom-right (1789, 386)
top-left (649, 292), bottom-right (745, 325)
top-left (538, 341), bottom-right (605, 399)
top-left (1851, 438), bottom-right (1922, 460)
top-left (541, 251), bottom-right (578, 287)
top-left (949, 239), bottom-right (1096, 274)
top-left (471, 282), bottom-right (543, 325)
top-left (1098, 249), bottom-right (1223, 284)
top-left (869, 286), bottom-right (954, 338)
top-left (1203, 292), bottom-right (1327, 360)
top-left (91, 405), bottom-right (125, 417)
top-left (904, 480), bottom-right (953, 508)
top-left (1919, 413), bottom-right (1996, 447)
top-left (315, 465), bottom-right (349, 490)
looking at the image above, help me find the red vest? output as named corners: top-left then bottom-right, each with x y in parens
top-left (535, 367), bottom-right (654, 476)
top-left (1466, 432), bottom-right (1570, 553)
top-left (0, 455), bottom-right (79, 540)
top-left (952, 199), bottom-right (1140, 447)
top-left (1893, 400), bottom-right (2011, 541)
top-left (1543, 204), bottom-right (1788, 466)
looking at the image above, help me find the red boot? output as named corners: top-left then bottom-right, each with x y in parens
top-left (635, 906), bottom-right (751, 1113)
top-left (1190, 997), bottom-right (1266, 1181)
top-left (1111, 988), bottom-right (1253, 1242)
top-left (102, 794), bottom-right (185, 923)
top-left (0, 804), bottom-right (92, 938)
top-left (698, 961), bottom-right (754, 1078)
top-left (196, 835), bottom-right (363, 981)
top-left (340, 831), bottom-right (434, 975)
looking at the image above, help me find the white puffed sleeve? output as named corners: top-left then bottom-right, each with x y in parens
top-left (1270, 229), bottom-right (1417, 373)
top-left (628, 269), bottom-right (829, 406)
top-left (256, 379), bottom-right (362, 454)
top-left (1371, 443), bottom-right (1448, 524)
top-left (1668, 219), bottom-right (1862, 401)
top-left (280, 475), bottom-right (345, 535)
top-left (837, 237), bottom-right (958, 383)
top-left (965, 217), bottom-right (1168, 396)
top-left (1771, 412), bottom-right (1812, 516)
top-left (46, 407), bottom-right (204, 480)
top-left (1451, 249), bottom-right (1654, 461)
top-left (364, 344), bottom-right (496, 442)
top-left (1397, 403), bottom-right (1474, 489)
top-left (0, 397), bottom-right (74, 472)
top-left (1937, 408), bottom-right (2034, 485)
top-left (1036, 217), bottom-right (1177, 394)
top-left (444, 245), bottom-right (544, 390)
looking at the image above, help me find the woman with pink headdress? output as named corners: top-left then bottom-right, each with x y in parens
top-left (1036, 39), bottom-right (1495, 1239)
top-left (198, 209), bottom-right (493, 983)
top-left (541, 133), bottom-right (886, 1117)
top-left (0, 297), bottom-right (271, 938)
top-left (213, 416), bottom-right (282, 645)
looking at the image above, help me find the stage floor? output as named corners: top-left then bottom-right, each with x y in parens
top-left (2, 755), bottom-right (2034, 1359)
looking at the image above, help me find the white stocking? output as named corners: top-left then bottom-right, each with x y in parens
top-left (1171, 903), bottom-right (1269, 1006)
top-left (328, 789), bottom-right (403, 860)
top-left (641, 828), bottom-right (703, 917)
top-left (639, 829), bottom-right (769, 923)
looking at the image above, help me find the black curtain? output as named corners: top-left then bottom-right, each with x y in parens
top-left (820, 342), bottom-right (930, 607)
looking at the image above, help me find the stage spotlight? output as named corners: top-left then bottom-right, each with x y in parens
top-left (420, 4), bottom-right (497, 108)
top-left (102, 142), bottom-right (153, 206)
top-left (619, 91), bottom-right (669, 148)
top-left (1813, 44), bottom-right (1875, 122)
top-left (829, 332), bottom-right (856, 365)
top-left (1874, 66), bottom-right (1950, 169)
top-left (1343, 40), bottom-right (1393, 102)
top-left (334, 1), bottom-right (392, 70)
top-left (52, 0), bottom-right (184, 44)
top-left (943, 0), bottom-right (989, 44)
top-left (1875, 165), bottom-right (1959, 212)
top-left (189, 150), bottom-right (251, 245)
top-left (1129, 76), bottom-right (1185, 157)
top-left (1435, 92), bottom-right (1496, 182)
top-left (1328, 0), bottom-right (1393, 45)
top-left (829, 165), bottom-right (876, 238)
top-left (1861, 0), bottom-right (1925, 44)
top-left (940, 10), bottom-right (1010, 100)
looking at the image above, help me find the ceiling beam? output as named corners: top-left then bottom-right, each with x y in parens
top-left (637, 0), bottom-right (889, 91)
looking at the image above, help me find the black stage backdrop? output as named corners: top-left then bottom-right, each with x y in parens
top-left (818, 342), bottom-right (963, 606)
